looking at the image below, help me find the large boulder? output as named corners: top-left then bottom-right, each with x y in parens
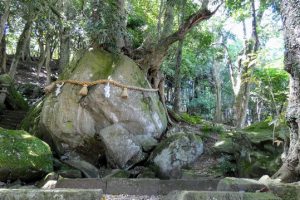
top-left (213, 120), bottom-right (287, 178)
top-left (0, 128), bottom-right (53, 182)
top-left (35, 49), bottom-right (167, 169)
top-left (149, 133), bottom-right (203, 179)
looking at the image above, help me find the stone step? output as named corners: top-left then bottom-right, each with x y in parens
top-left (0, 110), bottom-right (27, 130)
top-left (164, 191), bottom-right (281, 200)
top-left (0, 189), bottom-right (103, 200)
top-left (1, 115), bottom-right (26, 120)
top-left (55, 178), bottom-right (220, 195)
top-left (0, 124), bottom-right (17, 129)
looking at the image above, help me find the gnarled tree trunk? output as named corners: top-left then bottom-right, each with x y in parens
top-left (272, 0), bottom-right (300, 183)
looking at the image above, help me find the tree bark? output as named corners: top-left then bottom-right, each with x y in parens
top-left (9, 16), bottom-right (34, 78)
top-left (22, 35), bottom-right (31, 61)
top-left (173, 39), bottom-right (183, 113)
top-left (173, 0), bottom-right (186, 113)
top-left (272, 0), bottom-right (300, 183)
top-left (212, 60), bottom-right (222, 123)
top-left (233, 0), bottom-right (260, 128)
top-left (59, 27), bottom-right (70, 71)
top-left (45, 40), bottom-right (51, 85)
top-left (0, 34), bottom-right (7, 73)
top-left (37, 36), bottom-right (45, 80)
top-left (0, 0), bottom-right (12, 43)
top-left (133, 2), bottom-right (221, 78)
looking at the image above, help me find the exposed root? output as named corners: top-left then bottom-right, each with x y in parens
top-left (272, 164), bottom-right (299, 183)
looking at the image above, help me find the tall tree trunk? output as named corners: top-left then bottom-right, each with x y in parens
top-left (37, 37), bottom-right (45, 80)
top-left (22, 35), bottom-right (31, 61)
top-left (233, 76), bottom-right (251, 128)
top-left (173, 39), bottom-right (183, 113)
top-left (233, 0), bottom-right (260, 128)
top-left (59, 27), bottom-right (70, 71)
top-left (157, 0), bottom-right (165, 38)
top-left (45, 40), bottom-right (51, 85)
top-left (272, 0), bottom-right (300, 183)
top-left (173, 0), bottom-right (186, 113)
top-left (0, 34), bottom-right (6, 73)
top-left (9, 17), bottom-right (34, 78)
top-left (0, 0), bottom-right (12, 43)
top-left (212, 60), bottom-right (222, 123)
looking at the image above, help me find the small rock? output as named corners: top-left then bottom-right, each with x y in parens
top-left (41, 180), bottom-right (57, 189)
top-left (63, 158), bottom-right (100, 178)
top-left (0, 181), bottom-right (5, 187)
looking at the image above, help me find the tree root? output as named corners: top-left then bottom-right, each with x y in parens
top-left (272, 164), bottom-right (299, 183)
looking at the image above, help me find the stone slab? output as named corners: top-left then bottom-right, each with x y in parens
top-left (106, 178), bottom-right (160, 195)
top-left (159, 179), bottom-right (219, 195)
top-left (0, 189), bottom-right (102, 200)
top-left (164, 191), bottom-right (282, 200)
top-left (56, 178), bottom-right (106, 192)
top-left (55, 178), bottom-right (220, 195)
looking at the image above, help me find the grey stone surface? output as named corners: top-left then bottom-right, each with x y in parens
top-left (0, 189), bottom-right (102, 200)
top-left (62, 159), bottom-right (99, 178)
top-left (150, 133), bottom-right (203, 179)
top-left (55, 178), bottom-right (220, 195)
top-left (159, 179), bottom-right (219, 195)
top-left (164, 190), bottom-right (281, 200)
top-left (217, 177), bottom-right (267, 192)
top-left (38, 49), bottom-right (167, 169)
top-left (55, 178), bottom-right (106, 191)
top-left (106, 178), bottom-right (160, 195)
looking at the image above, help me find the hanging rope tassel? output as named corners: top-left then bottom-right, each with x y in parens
top-left (121, 87), bottom-right (128, 99)
top-left (79, 84), bottom-right (89, 96)
top-left (44, 82), bottom-right (56, 94)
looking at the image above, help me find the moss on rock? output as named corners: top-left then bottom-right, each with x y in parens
top-left (0, 128), bottom-right (53, 182)
top-left (20, 100), bottom-right (44, 134)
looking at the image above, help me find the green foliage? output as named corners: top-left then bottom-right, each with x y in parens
top-left (188, 87), bottom-right (215, 119)
top-left (216, 154), bottom-right (237, 176)
top-left (180, 113), bottom-right (202, 125)
top-left (201, 122), bottom-right (225, 134)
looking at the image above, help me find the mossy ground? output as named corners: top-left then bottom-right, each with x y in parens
top-left (0, 128), bottom-right (53, 181)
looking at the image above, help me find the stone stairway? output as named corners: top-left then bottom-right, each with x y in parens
top-left (0, 110), bottom-right (27, 129)
top-left (54, 178), bottom-right (281, 200)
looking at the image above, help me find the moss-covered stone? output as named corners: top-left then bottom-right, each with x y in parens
top-left (213, 120), bottom-right (287, 178)
top-left (0, 128), bottom-right (53, 182)
top-left (243, 119), bottom-right (288, 144)
top-left (20, 100), bottom-right (44, 134)
top-left (180, 113), bottom-right (202, 125)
